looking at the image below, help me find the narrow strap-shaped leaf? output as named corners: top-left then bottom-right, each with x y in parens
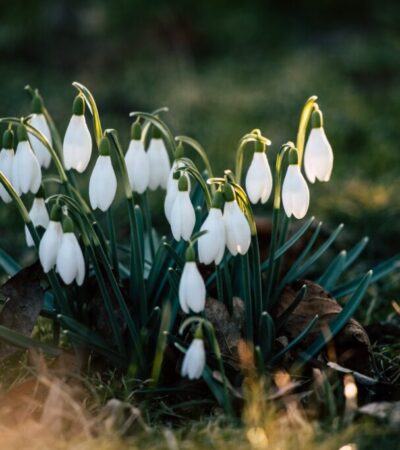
top-left (167, 268), bottom-right (180, 299)
top-left (317, 250), bottom-right (347, 291)
top-left (258, 311), bottom-right (276, 361)
top-left (163, 243), bottom-right (185, 269)
top-left (297, 271), bottom-right (372, 366)
top-left (268, 315), bottom-right (319, 365)
top-left (275, 284), bottom-right (307, 330)
top-left (0, 248), bottom-right (21, 276)
top-left (0, 325), bottom-right (62, 357)
top-left (343, 236), bottom-right (369, 271)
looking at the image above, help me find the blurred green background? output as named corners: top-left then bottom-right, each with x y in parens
top-left (0, 0), bottom-right (400, 269)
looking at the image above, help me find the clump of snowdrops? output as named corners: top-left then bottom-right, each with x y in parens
top-left (0, 83), bottom-right (397, 415)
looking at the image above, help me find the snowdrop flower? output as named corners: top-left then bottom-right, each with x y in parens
top-left (282, 149), bottom-right (310, 219)
top-left (0, 130), bottom-right (15, 203)
top-left (181, 332), bottom-right (206, 380)
top-left (304, 109), bottom-right (333, 183)
top-left (89, 137), bottom-right (117, 211)
top-left (164, 170), bottom-right (180, 224)
top-left (147, 127), bottom-right (170, 190)
top-left (25, 189), bottom-right (50, 247)
top-left (12, 125), bottom-right (42, 195)
top-left (39, 204), bottom-right (63, 273)
top-left (56, 216), bottom-right (85, 286)
top-left (28, 95), bottom-right (52, 168)
top-left (223, 184), bottom-right (251, 256)
top-left (245, 140), bottom-right (273, 204)
top-left (179, 246), bottom-right (206, 313)
top-left (198, 191), bottom-right (226, 265)
top-left (170, 174), bottom-right (195, 241)
top-left (125, 121), bottom-right (149, 194)
top-left (63, 96), bottom-right (92, 173)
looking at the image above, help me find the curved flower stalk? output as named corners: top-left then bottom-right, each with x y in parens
top-left (147, 127), bottom-right (171, 190)
top-left (198, 190), bottom-right (226, 265)
top-left (39, 204), bottom-right (63, 273)
top-left (245, 139), bottom-right (273, 204)
top-left (12, 124), bottom-right (42, 195)
top-left (304, 108), bottom-right (334, 183)
top-left (170, 174), bottom-right (195, 241)
top-left (28, 95), bottom-right (52, 168)
top-left (56, 215), bottom-right (85, 286)
top-left (63, 96), bottom-right (93, 173)
top-left (282, 148), bottom-right (310, 219)
top-left (223, 183), bottom-right (251, 256)
top-left (25, 189), bottom-right (50, 247)
top-left (181, 326), bottom-right (206, 380)
top-left (89, 136), bottom-right (117, 211)
top-left (125, 121), bottom-right (149, 194)
top-left (179, 245), bottom-right (206, 313)
top-left (0, 129), bottom-right (15, 203)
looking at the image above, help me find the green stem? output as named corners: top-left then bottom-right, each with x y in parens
top-left (141, 192), bottom-right (156, 260)
top-left (107, 207), bottom-right (119, 281)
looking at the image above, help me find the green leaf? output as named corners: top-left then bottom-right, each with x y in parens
top-left (275, 284), bottom-right (307, 330)
top-left (0, 248), bottom-right (21, 276)
top-left (343, 236), bottom-right (369, 271)
top-left (317, 250), bottom-right (347, 291)
top-left (298, 270), bottom-right (373, 365)
top-left (258, 311), bottom-right (275, 360)
top-left (150, 302), bottom-right (172, 386)
top-left (0, 325), bottom-right (62, 357)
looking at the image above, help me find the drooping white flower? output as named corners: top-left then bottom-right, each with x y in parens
top-left (56, 216), bottom-right (85, 286)
top-left (125, 121), bottom-right (149, 194)
top-left (181, 338), bottom-right (206, 380)
top-left (63, 96), bottom-right (92, 173)
top-left (164, 172), bottom-right (179, 224)
top-left (12, 125), bottom-right (42, 195)
top-left (25, 195), bottom-right (50, 247)
top-left (304, 110), bottom-right (333, 183)
top-left (89, 137), bottom-right (117, 212)
top-left (170, 174), bottom-right (195, 241)
top-left (39, 205), bottom-right (63, 273)
top-left (245, 150), bottom-right (273, 204)
top-left (0, 130), bottom-right (15, 203)
top-left (147, 128), bottom-right (170, 190)
top-left (179, 246), bottom-right (206, 313)
top-left (282, 150), bottom-right (310, 219)
top-left (223, 184), bottom-right (251, 256)
top-left (198, 191), bottom-right (226, 265)
top-left (28, 95), bottom-right (52, 168)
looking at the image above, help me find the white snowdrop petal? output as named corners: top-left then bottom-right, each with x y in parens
top-left (125, 140), bottom-right (150, 193)
top-left (178, 264), bottom-right (190, 313)
top-left (181, 195), bottom-right (196, 241)
top-left (181, 339), bottom-right (205, 380)
top-left (282, 165), bottom-right (310, 219)
top-left (28, 114), bottom-right (52, 168)
top-left (147, 139), bottom-right (171, 190)
top-left (185, 263), bottom-right (206, 312)
top-left (224, 201), bottom-right (251, 256)
top-left (57, 233), bottom-right (79, 285)
top-left (171, 196), bottom-right (183, 241)
top-left (304, 128), bottom-right (333, 183)
top-left (72, 235), bottom-right (86, 286)
top-left (164, 179), bottom-right (178, 224)
top-left (39, 221), bottom-right (63, 272)
top-left (198, 209), bottom-right (225, 265)
top-left (95, 156), bottom-right (117, 211)
top-left (63, 115), bottom-right (92, 173)
top-left (245, 152), bottom-right (273, 204)
top-left (0, 149), bottom-right (14, 203)
top-left (25, 226), bottom-right (34, 247)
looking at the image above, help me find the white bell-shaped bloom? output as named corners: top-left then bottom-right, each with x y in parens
top-left (56, 232), bottom-right (85, 286)
top-left (0, 146), bottom-right (14, 203)
top-left (224, 199), bottom-right (251, 256)
top-left (89, 147), bottom-right (117, 212)
top-left (245, 151), bottom-right (273, 204)
top-left (198, 207), bottom-right (226, 265)
top-left (63, 96), bottom-right (92, 173)
top-left (147, 137), bottom-right (170, 190)
top-left (25, 197), bottom-right (50, 247)
top-left (304, 127), bottom-right (333, 183)
top-left (39, 220), bottom-right (63, 272)
top-left (170, 175), bottom-right (195, 241)
top-left (28, 114), bottom-right (52, 169)
top-left (12, 126), bottom-right (42, 195)
top-left (181, 338), bottom-right (206, 380)
top-left (125, 139), bottom-right (149, 194)
top-left (164, 175), bottom-right (179, 224)
top-left (179, 262), bottom-right (206, 313)
top-left (282, 164), bottom-right (310, 219)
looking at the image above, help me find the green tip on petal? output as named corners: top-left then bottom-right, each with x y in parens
top-left (175, 142), bottom-right (185, 159)
top-left (2, 129), bottom-right (14, 149)
top-left (223, 183), bottom-right (235, 202)
top-left (62, 215), bottom-right (74, 233)
top-left (178, 174), bottom-right (189, 192)
top-left (131, 120), bottom-right (142, 140)
top-left (194, 324), bottom-right (203, 340)
top-left (288, 148), bottom-right (299, 165)
top-left (35, 186), bottom-right (45, 199)
top-left (72, 95), bottom-right (85, 116)
top-left (254, 139), bottom-right (265, 153)
top-left (17, 124), bottom-right (28, 142)
top-left (185, 245), bottom-right (196, 262)
top-left (99, 136), bottom-right (111, 156)
top-left (50, 204), bottom-right (62, 222)
top-left (152, 126), bottom-right (162, 139)
top-left (32, 94), bottom-right (44, 114)
top-left (211, 190), bottom-right (225, 210)
top-left (311, 109), bottom-right (324, 128)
